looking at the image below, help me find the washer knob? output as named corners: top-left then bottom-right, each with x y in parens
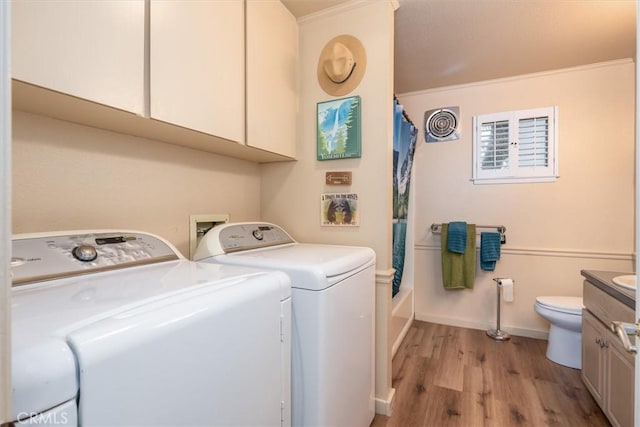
top-left (252, 229), bottom-right (264, 240)
top-left (72, 245), bottom-right (98, 262)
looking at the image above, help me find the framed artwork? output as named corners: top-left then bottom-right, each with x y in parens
top-left (320, 193), bottom-right (359, 226)
top-left (317, 96), bottom-right (361, 160)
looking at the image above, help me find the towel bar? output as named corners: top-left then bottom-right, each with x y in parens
top-left (430, 223), bottom-right (506, 244)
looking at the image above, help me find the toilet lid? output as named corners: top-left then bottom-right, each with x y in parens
top-left (536, 296), bottom-right (583, 315)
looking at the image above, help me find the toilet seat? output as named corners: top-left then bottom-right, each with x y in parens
top-left (535, 296), bottom-right (583, 315)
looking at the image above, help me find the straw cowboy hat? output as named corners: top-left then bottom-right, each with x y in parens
top-left (317, 34), bottom-right (367, 96)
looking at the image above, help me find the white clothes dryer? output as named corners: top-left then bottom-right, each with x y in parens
top-left (11, 230), bottom-right (291, 426)
top-left (194, 222), bottom-right (376, 427)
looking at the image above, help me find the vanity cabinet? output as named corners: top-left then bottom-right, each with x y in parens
top-left (582, 280), bottom-right (635, 427)
top-left (12, 0), bottom-right (145, 115)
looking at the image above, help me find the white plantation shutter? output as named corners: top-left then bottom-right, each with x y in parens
top-left (480, 119), bottom-right (509, 171)
top-left (518, 116), bottom-right (548, 167)
top-left (473, 106), bottom-right (558, 184)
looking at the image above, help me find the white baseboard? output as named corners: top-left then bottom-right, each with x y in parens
top-left (414, 312), bottom-right (549, 340)
top-left (375, 387), bottom-right (396, 416)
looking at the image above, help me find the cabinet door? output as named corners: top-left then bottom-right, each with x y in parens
top-left (581, 310), bottom-right (605, 406)
top-left (150, 0), bottom-right (245, 143)
top-left (246, 0), bottom-right (297, 158)
top-left (607, 338), bottom-right (634, 427)
top-left (12, 0), bottom-right (145, 114)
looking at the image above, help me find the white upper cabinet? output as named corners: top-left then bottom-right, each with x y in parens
top-left (11, 0), bottom-right (297, 162)
top-left (12, 0), bottom-right (145, 115)
top-left (246, 0), bottom-right (297, 158)
top-left (150, 0), bottom-right (245, 144)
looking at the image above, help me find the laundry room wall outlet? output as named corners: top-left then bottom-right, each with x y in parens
top-left (189, 214), bottom-right (229, 259)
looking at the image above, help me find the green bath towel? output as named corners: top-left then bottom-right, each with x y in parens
top-left (441, 223), bottom-right (476, 289)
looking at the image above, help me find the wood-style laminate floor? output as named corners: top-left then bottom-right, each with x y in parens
top-left (371, 321), bottom-right (610, 427)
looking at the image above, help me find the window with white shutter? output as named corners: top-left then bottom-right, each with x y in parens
top-left (472, 106), bottom-right (558, 184)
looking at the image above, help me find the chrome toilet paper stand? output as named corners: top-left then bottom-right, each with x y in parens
top-left (487, 277), bottom-right (511, 341)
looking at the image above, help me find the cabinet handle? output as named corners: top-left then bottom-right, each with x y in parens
top-left (610, 321), bottom-right (639, 354)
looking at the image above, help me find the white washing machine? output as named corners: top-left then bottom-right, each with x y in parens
top-left (193, 222), bottom-right (376, 427)
top-left (11, 230), bottom-right (291, 426)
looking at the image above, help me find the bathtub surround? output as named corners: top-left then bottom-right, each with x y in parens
top-left (400, 59), bottom-right (634, 338)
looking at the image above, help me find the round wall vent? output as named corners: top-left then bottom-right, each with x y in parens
top-left (424, 107), bottom-right (460, 142)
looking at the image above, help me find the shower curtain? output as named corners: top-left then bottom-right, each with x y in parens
top-left (392, 99), bottom-right (417, 297)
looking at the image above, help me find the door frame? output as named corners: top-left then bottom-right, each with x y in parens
top-left (634, 2), bottom-right (639, 424)
top-left (0, 0), bottom-right (12, 421)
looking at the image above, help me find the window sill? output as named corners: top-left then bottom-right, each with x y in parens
top-left (472, 175), bottom-right (559, 185)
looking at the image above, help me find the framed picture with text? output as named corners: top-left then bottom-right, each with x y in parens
top-left (320, 193), bottom-right (359, 226)
top-left (317, 96), bottom-right (361, 160)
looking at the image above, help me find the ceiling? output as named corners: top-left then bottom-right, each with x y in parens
top-left (282, 0), bottom-right (636, 94)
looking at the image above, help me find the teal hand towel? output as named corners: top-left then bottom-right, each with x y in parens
top-left (447, 221), bottom-right (467, 254)
top-left (442, 223), bottom-right (476, 289)
top-left (480, 232), bottom-right (501, 271)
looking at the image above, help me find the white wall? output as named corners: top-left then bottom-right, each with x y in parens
top-left (261, 1), bottom-right (395, 266)
top-left (260, 0), bottom-right (397, 414)
top-left (399, 60), bottom-right (635, 337)
top-left (12, 112), bottom-right (262, 256)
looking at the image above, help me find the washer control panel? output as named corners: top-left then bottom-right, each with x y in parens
top-left (11, 231), bottom-right (180, 286)
top-left (219, 223), bottom-right (294, 252)
top-left (193, 223), bottom-right (295, 259)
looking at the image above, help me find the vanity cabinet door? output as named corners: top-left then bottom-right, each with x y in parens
top-left (606, 339), bottom-right (634, 427)
top-left (581, 310), bottom-right (605, 406)
top-left (582, 298), bottom-right (635, 427)
top-left (12, 0), bottom-right (145, 114)
top-left (149, 0), bottom-right (245, 143)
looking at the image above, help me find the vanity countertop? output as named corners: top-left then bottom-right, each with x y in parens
top-left (581, 270), bottom-right (635, 309)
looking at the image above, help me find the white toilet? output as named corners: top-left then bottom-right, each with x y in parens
top-left (534, 296), bottom-right (584, 369)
